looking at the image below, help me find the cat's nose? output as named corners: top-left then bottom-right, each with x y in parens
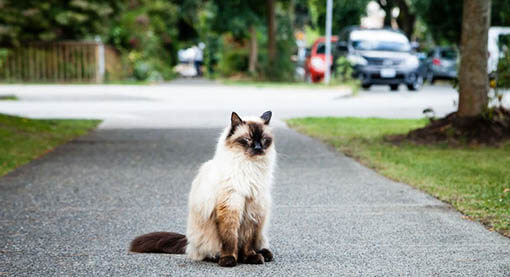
top-left (253, 142), bottom-right (262, 150)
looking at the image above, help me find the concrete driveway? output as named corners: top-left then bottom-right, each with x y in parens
top-left (1, 82), bottom-right (509, 276)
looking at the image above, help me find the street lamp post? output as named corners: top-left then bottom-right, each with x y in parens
top-left (324, 0), bottom-right (333, 84)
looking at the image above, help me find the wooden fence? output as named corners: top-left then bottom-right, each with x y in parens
top-left (0, 42), bottom-right (121, 83)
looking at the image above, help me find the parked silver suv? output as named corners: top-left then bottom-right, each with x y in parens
top-left (337, 27), bottom-right (423, 91)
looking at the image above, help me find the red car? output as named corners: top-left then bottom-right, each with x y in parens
top-left (305, 36), bottom-right (338, 83)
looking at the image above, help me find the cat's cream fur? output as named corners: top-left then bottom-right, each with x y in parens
top-left (186, 115), bottom-right (276, 261)
top-left (129, 111), bottom-right (276, 267)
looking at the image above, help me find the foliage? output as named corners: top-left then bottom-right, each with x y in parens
top-left (202, 0), bottom-right (296, 81)
top-left (492, 0), bottom-right (510, 27)
top-left (0, 113), bottom-right (100, 176)
top-left (413, 0), bottom-right (462, 45)
top-left (0, 48), bottom-right (8, 69)
top-left (413, 0), bottom-right (509, 45)
top-left (197, 0), bottom-right (261, 78)
top-left (287, 117), bottom-right (510, 237)
top-left (106, 0), bottom-right (180, 81)
top-left (206, 0), bottom-right (263, 39)
top-left (216, 35), bottom-right (249, 77)
top-left (333, 56), bottom-right (360, 94)
top-left (309, 0), bottom-right (370, 35)
top-left (260, 11), bottom-right (296, 82)
top-left (0, 0), bottom-right (123, 46)
top-left (0, 94), bottom-right (17, 100)
top-left (496, 50), bottom-right (510, 89)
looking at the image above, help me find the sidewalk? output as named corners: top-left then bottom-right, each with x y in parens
top-left (1, 126), bottom-right (509, 276)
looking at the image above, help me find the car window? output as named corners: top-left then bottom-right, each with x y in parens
top-left (316, 43), bottom-right (325, 54)
top-left (498, 34), bottom-right (510, 52)
top-left (351, 40), bottom-right (411, 52)
top-left (315, 43), bottom-right (337, 55)
top-left (440, 49), bottom-right (457, 59)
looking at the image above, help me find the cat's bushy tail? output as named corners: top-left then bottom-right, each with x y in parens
top-left (129, 232), bottom-right (187, 254)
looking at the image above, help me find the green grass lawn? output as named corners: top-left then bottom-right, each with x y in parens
top-left (287, 117), bottom-right (510, 237)
top-left (0, 114), bottom-right (100, 176)
top-left (0, 95), bottom-right (18, 100)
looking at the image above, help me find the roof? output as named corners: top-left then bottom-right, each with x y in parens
top-left (349, 29), bottom-right (409, 42)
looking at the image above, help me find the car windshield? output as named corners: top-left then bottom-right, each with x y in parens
top-left (316, 43), bottom-right (325, 54)
top-left (351, 40), bottom-right (410, 52)
top-left (440, 49), bottom-right (457, 59)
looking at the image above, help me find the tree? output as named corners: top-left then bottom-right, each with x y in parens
top-left (413, 0), bottom-right (462, 44)
top-left (492, 0), bottom-right (510, 26)
top-left (414, 0), bottom-right (508, 45)
top-left (0, 0), bottom-right (123, 46)
top-left (205, 0), bottom-right (264, 74)
top-left (458, 0), bottom-right (491, 117)
top-left (375, 0), bottom-right (394, 27)
top-left (310, 0), bottom-right (370, 35)
top-left (374, 0), bottom-right (416, 39)
top-left (394, 0), bottom-right (416, 39)
top-left (266, 0), bottom-right (277, 66)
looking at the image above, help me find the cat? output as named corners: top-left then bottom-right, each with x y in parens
top-left (130, 111), bottom-right (276, 267)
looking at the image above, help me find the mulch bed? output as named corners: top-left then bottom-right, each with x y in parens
top-left (387, 107), bottom-right (510, 146)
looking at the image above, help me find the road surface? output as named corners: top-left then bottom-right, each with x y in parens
top-left (1, 82), bottom-right (509, 276)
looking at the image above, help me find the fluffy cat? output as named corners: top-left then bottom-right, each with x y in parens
top-left (130, 111), bottom-right (276, 267)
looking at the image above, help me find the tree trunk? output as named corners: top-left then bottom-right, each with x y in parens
top-left (266, 0), bottom-right (277, 65)
top-left (377, 0), bottom-right (394, 27)
top-left (458, 0), bottom-right (491, 117)
top-left (395, 0), bottom-right (416, 39)
top-left (248, 25), bottom-right (258, 74)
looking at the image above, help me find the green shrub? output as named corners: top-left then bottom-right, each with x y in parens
top-left (133, 61), bottom-right (151, 80)
top-left (216, 36), bottom-right (249, 77)
top-left (334, 56), bottom-right (361, 93)
top-left (259, 13), bottom-right (296, 82)
top-left (106, 0), bottom-right (179, 82)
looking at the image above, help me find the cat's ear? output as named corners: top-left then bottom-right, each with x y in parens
top-left (261, 111), bottom-right (272, 125)
top-left (231, 112), bottom-right (243, 127)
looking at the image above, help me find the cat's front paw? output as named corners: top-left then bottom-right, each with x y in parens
top-left (202, 256), bottom-right (219, 263)
top-left (244, 253), bottom-right (264, 264)
top-left (218, 255), bottom-right (237, 267)
top-left (257, 248), bottom-right (273, 262)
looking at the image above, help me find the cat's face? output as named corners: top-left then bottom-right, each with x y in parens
top-left (225, 111), bottom-right (274, 158)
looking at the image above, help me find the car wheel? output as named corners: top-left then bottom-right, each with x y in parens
top-left (407, 74), bottom-right (423, 91)
top-left (361, 83), bottom-right (371, 90)
top-left (390, 84), bottom-right (399, 91)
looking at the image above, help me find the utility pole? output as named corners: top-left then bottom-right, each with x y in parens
top-left (324, 0), bottom-right (333, 84)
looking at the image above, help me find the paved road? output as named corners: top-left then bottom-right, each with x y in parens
top-left (1, 83), bottom-right (510, 275)
top-left (0, 82), bottom-right (466, 128)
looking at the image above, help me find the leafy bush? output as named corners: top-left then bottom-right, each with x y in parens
top-left (216, 35), bottom-right (249, 77)
top-left (0, 49), bottom-right (9, 69)
top-left (334, 56), bottom-right (361, 93)
top-left (334, 56), bottom-right (354, 82)
top-left (105, 0), bottom-right (178, 81)
top-left (259, 13), bottom-right (296, 82)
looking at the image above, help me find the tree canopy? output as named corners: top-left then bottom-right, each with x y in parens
top-left (0, 0), bottom-right (123, 46)
top-left (309, 0), bottom-right (370, 35)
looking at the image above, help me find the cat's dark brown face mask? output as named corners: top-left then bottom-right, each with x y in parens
top-left (226, 111), bottom-right (273, 157)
